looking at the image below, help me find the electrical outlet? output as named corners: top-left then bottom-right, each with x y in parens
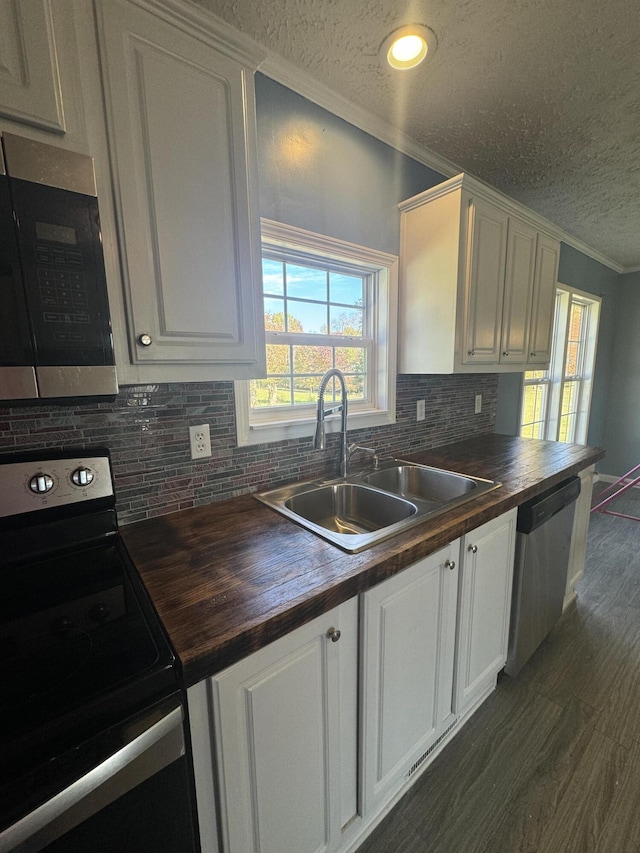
top-left (189, 424), bottom-right (212, 460)
top-left (416, 399), bottom-right (426, 421)
top-left (474, 394), bottom-right (482, 414)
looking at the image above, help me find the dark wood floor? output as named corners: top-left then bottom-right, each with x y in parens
top-left (357, 484), bottom-right (640, 853)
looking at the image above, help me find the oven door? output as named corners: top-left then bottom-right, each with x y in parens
top-left (0, 696), bottom-right (198, 853)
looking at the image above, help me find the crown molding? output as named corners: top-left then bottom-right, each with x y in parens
top-left (129, 0), bottom-right (266, 67)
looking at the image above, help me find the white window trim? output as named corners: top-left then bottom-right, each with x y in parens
top-left (520, 283), bottom-right (600, 444)
top-left (235, 219), bottom-right (398, 447)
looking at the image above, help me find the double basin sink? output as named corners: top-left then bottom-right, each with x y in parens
top-left (256, 459), bottom-right (500, 552)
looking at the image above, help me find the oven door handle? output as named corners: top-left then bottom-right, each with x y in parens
top-left (0, 705), bottom-right (185, 853)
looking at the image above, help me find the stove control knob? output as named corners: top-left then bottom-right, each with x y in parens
top-left (71, 467), bottom-right (95, 488)
top-left (29, 473), bottom-right (54, 494)
top-left (90, 603), bottom-right (111, 624)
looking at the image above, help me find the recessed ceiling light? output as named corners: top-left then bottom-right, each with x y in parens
top-left (382, 25), bottom-right (437, 71)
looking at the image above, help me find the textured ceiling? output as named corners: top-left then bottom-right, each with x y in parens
top-left (200, 0), bottom-right (640, 270)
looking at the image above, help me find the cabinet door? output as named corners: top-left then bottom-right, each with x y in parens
top-left (500, 218), bottom-right (537, 364)
top-left (565, 464), bottom-right (595, 606)
top-left (528, 233), bottom-right (560, 364)
top-left (0, 0), bottom-right (65, 133)
top-left (462, 196), bottom-right (509, 364)
top-left (96, 0), bottom-right (265, 375)
top-left (211, 599), bottom-right (357, 853)
top-left (454, 509), bottom-right (517, 716)
top-left (361, 541), bottom-right (460, 814)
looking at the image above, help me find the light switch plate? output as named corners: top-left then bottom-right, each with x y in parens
top-left (474, 394), bottom-right (482, 414)
top-left (417, 399), bottom-right (426, 421)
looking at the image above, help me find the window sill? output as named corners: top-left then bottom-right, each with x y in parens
top-left (236, 406), bottom-right (395, 447)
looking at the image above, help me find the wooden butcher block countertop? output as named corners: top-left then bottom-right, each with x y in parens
top-left (120, 434), bottom-right (604, 687)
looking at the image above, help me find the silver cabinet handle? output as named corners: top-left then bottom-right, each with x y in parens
top-left (468, 544), bottom-right (478, 554)
top-left (445, 559), bottom-right (456, 571)
top-left (138, 333), bottom-right (153, 346)
top-left (530, 352), bottom-right (537, 357)
top-left (467, 349), bottom-right (475, 356)
top-left (502, 351), bottom-right (509, 357)
top-left (326, 627), bottom-right (341, 643)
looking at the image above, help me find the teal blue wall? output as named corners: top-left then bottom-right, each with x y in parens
top-left (255, 74), bottom-right (444, 254)
top-left (601, 271), bottom-right (640, 476)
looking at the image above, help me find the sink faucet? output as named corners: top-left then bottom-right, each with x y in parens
top-left (314, 368), bottom-right (349, 477)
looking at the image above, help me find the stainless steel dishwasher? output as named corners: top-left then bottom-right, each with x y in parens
top-left (505, 476), bottom-right (581, 677)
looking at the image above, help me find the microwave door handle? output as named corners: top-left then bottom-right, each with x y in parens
top-left (0, 706), bottom-right (185, 853)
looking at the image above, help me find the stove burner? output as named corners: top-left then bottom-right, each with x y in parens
top-left (2, 628), bottom-right (93, 709)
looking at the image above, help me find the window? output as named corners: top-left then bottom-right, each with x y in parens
top-left (521, 286), bottom-right (600, 444)
top-left (235, 220), bottom-right (397, 446)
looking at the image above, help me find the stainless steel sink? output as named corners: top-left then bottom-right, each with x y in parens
top-left (285, 483), bottom-right (417, 534)
top-left (364, 464), bottom-right (482, 505)
top-left (255, 459), bottom-right (501, 552)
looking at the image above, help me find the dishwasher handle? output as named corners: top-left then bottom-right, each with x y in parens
top-left (517, 476), bottom-right (581, 534)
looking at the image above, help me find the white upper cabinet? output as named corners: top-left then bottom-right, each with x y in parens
top-left (463, 196), bottom-right (509, 364)
top-left (95, 0), bottom-right (266, 380)
top-left (528, 233), bottom-right (561, 364)
top-left (501, 218), bottom-right (537, 363)
top-left (0, 1), bottom-right (89, 151)
top-left (0, 0), bottom-right (65, 133)
top-left (398, 173), bottom-right (560, 374)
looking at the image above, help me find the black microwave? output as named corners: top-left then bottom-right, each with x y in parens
top-left (0, 132), bottom-right (117, 401)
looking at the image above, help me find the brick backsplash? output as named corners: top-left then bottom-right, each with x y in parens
top-left (0, 375), bottom-right (498, 524)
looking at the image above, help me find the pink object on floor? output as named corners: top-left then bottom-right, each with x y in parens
top-left (590, 463), bottom-right (640, 521)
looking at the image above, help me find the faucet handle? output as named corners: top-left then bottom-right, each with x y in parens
top-left (348, 444), bottom-right (379, 470)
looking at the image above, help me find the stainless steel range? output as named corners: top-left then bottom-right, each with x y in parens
top-left (0, 449), bottom-right (198, 852)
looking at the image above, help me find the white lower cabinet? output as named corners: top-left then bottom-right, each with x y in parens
top-left (360, 540), bottom-right (460, 815)
top-left (189, 598), bottom-right (358, 853)
top-left (188, 511), bottom-right (520, 853)
top-left (454, 508), bottom-right (517, 717)
top-left (564, 464), bottom-right (595, 608)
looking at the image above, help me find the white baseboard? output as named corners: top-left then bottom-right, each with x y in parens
top-left (595, 472), bottom-right (640, 489)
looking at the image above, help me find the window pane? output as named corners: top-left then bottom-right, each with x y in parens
top-left (292, 345), bottom-right (332, 375)
top-left (521, 421), bottom-right (545, 439)
top-left (330, 306), bottom-right (363, 336)
top-left (521, 382), bottom-right (548, 440)
top-left (285, 264), bottom-right (327, 301)
top-left (262, 259), bottom-right (284, 296)
top-left (287, 299), bottom-right (327, 334)
top-left (291, 378), bottom-right (319, 403)
top-left (335, 346), bottom-right (365, 374)
top-left (329, 272), bottom-right (363, 306)
top-left (559, 382), bottom-right (578, 442)
top-left (565, 341), bottom-right (580, 376)
top-left (525, 369), bottom-right (547, 381)
top-left (250, 378), bottom-right (292, 408)
top-left (344, 374), bottom-right (365, 400)
top-left (559, 414), bottom-right (575, 443)
top-left (264, 298), bottom-right (285, 331)
top-left (265, 344), bottom-right (290, 375)
top-left (561, 381), bottom-right (577, 415)
top-left (569, 303), bottom-right (584, 339)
